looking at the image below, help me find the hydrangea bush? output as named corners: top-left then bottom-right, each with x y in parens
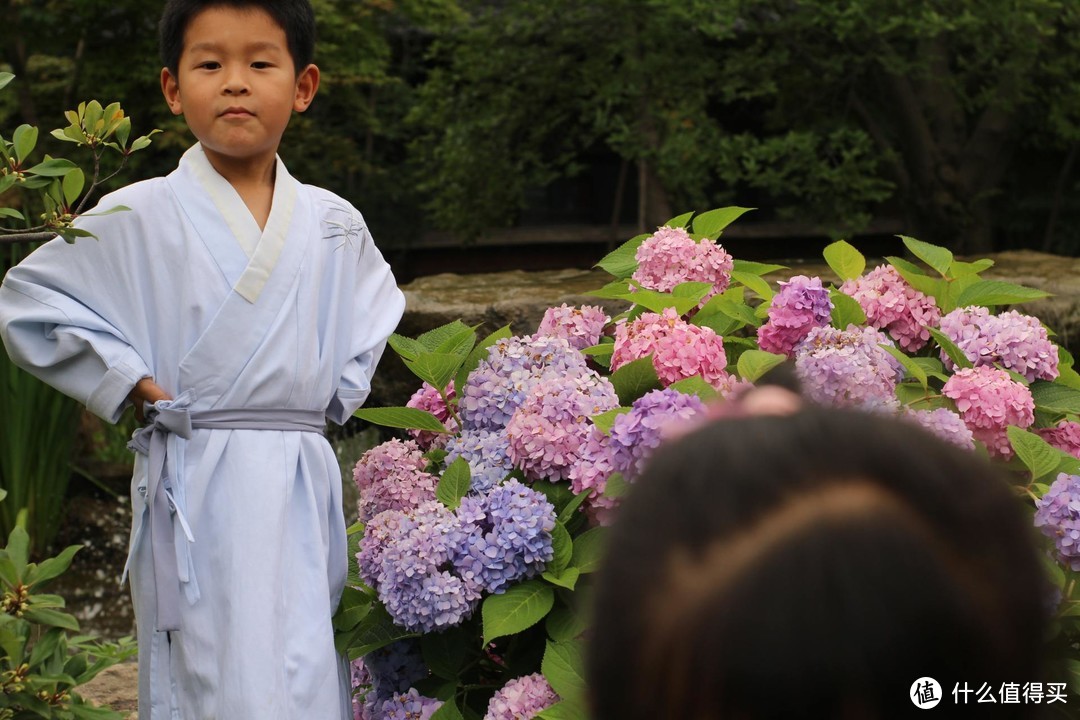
top-left (335, 208), bottom-right (1080, 718)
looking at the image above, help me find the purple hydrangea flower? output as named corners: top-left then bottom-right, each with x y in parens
top-left (793, 325), bottom-right (903, 411)
top-left (505, 370), bottom-right (620, 482)
top-left (757, 275), bottom-right (833, 358)
top-left (371, 502), bottom-right (481, 632)
top-left (454, 480), bottom-right (556, 594)
top-left (1035, 473), bottom-right (1080, 571)
top-left (460, 336), bottom-right (590, 431)
top-left (1038, 420), bottom-right (1080, 460)
top-left (353, 439), bottom-right (438, 523)
top-left (445, 428), bottom-right (514, 495)
top-left (570, 388), bottom-right (707, 524)
top-left (374, 689), bottom-right (442, 720)
top-left (535, 304), bottom-right (609, 350)
top-left (939, 306), bottom-right (1059, 382)
top-left (484, 673), bottom-right (560, 720)
top-left (900, 407), bottom-right (976, 451)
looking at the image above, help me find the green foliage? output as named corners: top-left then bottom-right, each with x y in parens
top-left (0, 508), bottom-right (136, 719)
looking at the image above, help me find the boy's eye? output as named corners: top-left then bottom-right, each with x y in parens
top-left (197, 61), bottom-right (220, 70)
top-left (251, 62), bottom-right (272, 69)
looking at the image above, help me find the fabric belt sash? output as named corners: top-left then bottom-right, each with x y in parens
top-left (127, 401), bottom-right (325, 631)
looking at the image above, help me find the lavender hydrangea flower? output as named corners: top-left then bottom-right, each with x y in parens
top-left (535, 304), bottom-right (609, 350)
top-left (939, 306), bottom-right (1059, 382)
top-left (372, 502), bottom-right (480, 632)
top-left (483, 673), bottom-right (560, 720)
top-left (1035, 473), bottom-right (1080, 571)
top-left (757, 275), bottom-right (833, 358)
top-left (350, 640), bottom-right (429, 719)
top-left (571, 388), bottom-right (706, 524)
top-left (505, 370), bottom-right (619, 482)
top-left (454, 480), bottom-right (556, 594)
top-left (353, 439), bottom-right (438, 522)
top-left (374, 689), bottom-right (442, 720)
top-left (900, 407), bottom-right (976, 451)
top-left (460, 336), bottom-right (590, 431)
top-left (793, 325), bottom-right (903, 411)
top-left (445, 428), bottom-right (514, 495)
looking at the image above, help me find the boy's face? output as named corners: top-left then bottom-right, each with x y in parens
top-left (160, 5), bottom-right (318, 170)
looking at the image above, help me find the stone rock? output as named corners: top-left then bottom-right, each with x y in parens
top-left (77, 662), bottom-right (138, 719)
top-left (369, 251), bottom-right (1080, 407)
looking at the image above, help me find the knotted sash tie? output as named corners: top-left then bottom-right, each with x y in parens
top-left (126, 400), bottom-right (325, 631)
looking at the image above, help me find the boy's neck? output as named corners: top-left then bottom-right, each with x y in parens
top-left (202, 147), bottom-right (277, 231)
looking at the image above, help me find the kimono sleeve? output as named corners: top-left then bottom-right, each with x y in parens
top-left (325, 225), bottom-right (406, 425)
top-left (0, 236), bottom-right (151, 423)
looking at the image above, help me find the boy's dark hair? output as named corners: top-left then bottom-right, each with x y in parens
top-left (159, 0), bottom-right (316, 75)
top-left (588, 407), bottom-right (1048, 719)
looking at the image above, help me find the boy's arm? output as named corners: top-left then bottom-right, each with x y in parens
top-left (0, 238), bottom-right (153, 423)
top-left (325, 226), bottom-right (406, 425)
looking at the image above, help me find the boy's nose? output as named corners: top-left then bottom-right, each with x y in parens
top-left (222, 73), bottom-right (250, 95)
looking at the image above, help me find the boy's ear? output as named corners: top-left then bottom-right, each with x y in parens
top-left (293, 64), bottom-right (320, 113)
top-left (161, 68), bottom-right (184, 116)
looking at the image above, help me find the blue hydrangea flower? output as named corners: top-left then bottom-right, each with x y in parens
top-left (445, 428), bottom-right (514, 495)
top-left (454, 480), bottom-right (556, 594)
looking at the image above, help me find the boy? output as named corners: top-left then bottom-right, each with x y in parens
top-left (0, 1), bottom-right (405, 717)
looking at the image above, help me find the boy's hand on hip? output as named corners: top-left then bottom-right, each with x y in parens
top-left (129, 378), bottom-right (172, 423)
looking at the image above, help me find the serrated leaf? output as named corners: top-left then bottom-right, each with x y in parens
top-left (595, 234), bottom-right (648, 279)
top-left (731, 271), bottom-right (775, 302)
top-left (926, 328), bottom-right (973, 370)
top-left (436, 458), bottom-right (471, 510)
top-left (570, 527), bottom-right (607, 574)
top-left (481, 580), bottom-right (554, 645)
top-left (536, 699), bottom-right (587, 720)
top-left (949, 258), bottom-right (994, 277)
top-left (403, 353), bottom-right (465, 390)
top-left (332, 586), bottom-right (373, 633)
top-left (1008, 426), bottom-right (1062, 481)
top-left (601, 472), bottom-right (629, 499)
top-left (418, 321), bottom-right (474, 352)
top-left (691, 206), bottom-right (753, 239)
top-left (886, 256), bottom-right (946, 301)
top-left (353, 406), bottom-right (448, 432)
top-left (542, 567), bottom-right (580, 590)
top-left (736, 350), bottom-right (787, 383)
top-left (542, 640), bottom-right (587, 705)
top-left (671, 281), bottom-right (713, 304)
top-left (665, 211), bottom-right (694, 228)
top-left (900, 235), bottom-right (953, 276)
top-left (732, 259), bottom-right (787, 276)
top-left (590, 407), bottom-right (630, 434)
top-left (609, 356), bottom-right (661, 404)
top-left (430, 700), bottom-right (465, 720)
top-left (421, 625), bottom-right (472, 681)
top-left (626, 288), bottom-right (698, 315)
top-left (710, 296), bottom-right (759, 328)
top-left (557, 489), bottom-right (592, 524)
top-left (879, 344), bottom-right (927, 390)
top-left (546, 603), bottom-right (588, 642)
top-left (389, 333), bottom-right (426, 362)
top-left (822, 239), bottom-right (865, 281)
top-left (1031, 382), bottom-right (1080, 416)
top-left (829, 290), bottom-right (865, 329)
top-left (343, 605), bottom-right (416, 659)
top-left (667, 375), bottom-right (719, 400)
top-left (546, 522), bottom-right (573, 576)
top-left (955, 280), bottom-right (1050, 308)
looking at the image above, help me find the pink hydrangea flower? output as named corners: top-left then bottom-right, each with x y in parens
top-left (1038, 420), bottom-right (1080, 460)
top-left (535, 304), bottom-right (610, 350)
top-left (505, 371), bottom-right (620, 482)
top-left (631, 225), bottom-right (734, 305)
top-left (938, 306), bottom-right (1059, 382)
top-left (757, 275), bottom-right (833, 358)
top-left (353, 438), bottom-right (438, 522)
top-left (941, 366), bottom-right (1035, 459)
top-left (484, 673), bottom-right (559, 720)
top-left (840, 265), bottom-right (941, 352)
top-left (405, 381), bottom-right (458, 450)
top-left (611, 308), bottom-right (732, 389)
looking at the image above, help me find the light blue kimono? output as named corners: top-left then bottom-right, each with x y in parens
top-left (0, 144), bottom-right (406, 719)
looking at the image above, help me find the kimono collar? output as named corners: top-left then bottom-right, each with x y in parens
top-left (180, 143), bottom-right (298, 303)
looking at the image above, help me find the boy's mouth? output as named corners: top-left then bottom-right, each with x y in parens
top-left (220, 107), bottom-right (255, 118)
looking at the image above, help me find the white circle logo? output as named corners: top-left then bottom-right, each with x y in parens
top-left (911, 677), bottom-right (942, 709)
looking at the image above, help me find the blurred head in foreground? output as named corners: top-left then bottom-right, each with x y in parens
top-left (588, 397), bottom-right (1047, 719)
